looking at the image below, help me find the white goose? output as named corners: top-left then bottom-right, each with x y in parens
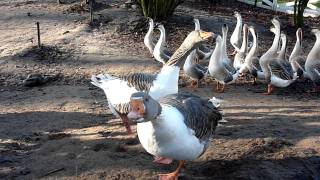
top-left (209, 35), bottom-right (239, 93)
top-left (91, 30), bottom-right (214, 135)
top-left (230, 11), bottom-right (243, 53)
top-left (127, 92), bottom-right (223, 180)
top-left (193, 18), bottom-right (213, 61)
top-left (144, 18), bottom-right (157, 57)
top-left (240, 26), bottom-right (264, 81)
top-left (233, 23), bottom-right (249, 71)
top-left (259, 18), bottom-right (297, 95)
top-left (289, 28), bottom-right (306, 78)
top-left (153, 24), bottom-right (173, 64)
top-left (222, 24), bottom-right (236, 73)
top-left (305, 28), bottom-right (320, 92)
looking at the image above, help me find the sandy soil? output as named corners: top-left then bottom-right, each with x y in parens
top-left (1, 0), bottom-right (320, 179)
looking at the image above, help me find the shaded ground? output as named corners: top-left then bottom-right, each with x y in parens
top-left (1, 0), bottom-right (320, 179)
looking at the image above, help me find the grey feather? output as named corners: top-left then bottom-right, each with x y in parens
top-left (122, 73), bottom-right (157, 92)
top-left (159, 93), bottom-right (222, 142)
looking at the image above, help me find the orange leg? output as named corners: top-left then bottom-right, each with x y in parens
top-left (217, 83), bottom-right (226, 93)
top-left (252, 77), bottom-right (257, 85)
top-left (119, 114), bottom-right (132, 134)
top-left (153, 156), bottom-right (173, 165)
top-left (263, 84), bottom-right (274, 95)
top-left (191, 80), bottom-right (198, 91)
top-left (215, 82), bottom-right (220, 92)
top-left (158, 160), bottom-right (185, 180)
top-left (310, 84), bottom-right (320, 93)
top-left (230, 50), bottom-right (237, 56)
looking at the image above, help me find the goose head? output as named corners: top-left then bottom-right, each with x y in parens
top-left (157, 24), bottom-right (165, 32)
top-left (193, 18), bottom-right (201, 31)
top-left (311, 28), bottom-right (320, 36)
top-left (222, 24), bottom-right (228, 33)
top-left (248, 26), bottom-right (257, 37)
top-left (147, 18), bottom-right (154, 27)
top-left (128, 92), bottom-right (161, 122)
top-left (296, 28), bottom-right (302, 46)
top-left (271, 17), bottom-right (281, 28)
top-left (234, 11), bottom-right (240, 18)
top-left (165, 30), bottom-right (215, 67)
top-left (184, 30), bottom-right (215, 48)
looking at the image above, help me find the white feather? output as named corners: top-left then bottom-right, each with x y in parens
top-left (137, 105), bottom-right (205, 160)
top-left (149, 66), bottom-right (180, 100)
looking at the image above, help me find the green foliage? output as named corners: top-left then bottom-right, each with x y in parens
top-left (293, 0), bottom-right (309, 27)
top-left (138, 0), bottom-right (184, 20)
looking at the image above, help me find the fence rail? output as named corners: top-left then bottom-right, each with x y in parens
top-left (237, 0), bottom-right (320, 17)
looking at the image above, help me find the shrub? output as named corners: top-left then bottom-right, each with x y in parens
top-left (138, 0), bottom-right (184, 20)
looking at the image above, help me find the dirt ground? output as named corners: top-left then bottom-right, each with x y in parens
top-left (1, 0), bottom-right (320, 179)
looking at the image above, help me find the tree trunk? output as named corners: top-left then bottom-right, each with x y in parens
top-left (293, 0), bottom-right (309, 27)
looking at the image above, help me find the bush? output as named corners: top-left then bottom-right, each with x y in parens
top-left (138, 0), bottom-right (184, 20)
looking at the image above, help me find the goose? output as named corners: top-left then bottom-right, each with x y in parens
top-left (289, 28), bottom-right (306, 78)
top-left (259, 18), bottom-right (297, 95)
top-left (127, 92), bottom-right (223, 180)
top-left (240, 26), bottom-right (264, 82)
top-left (230, 11), bottom-right (243, 54)
top-left (233, 24), bottom-right (249, 71)
top-left (222, 24), bottom-right (236, 73)
top-left (305, 28), bottom-right (320, 92)
top-left (183, 49), bottom-right (208, 90)
top-left (153, 24), bottom-right (173, 64)
top-left (193, 18), bottom-right (213, 61)
top-left (91, 30), bottom-right (214, 135)
top-left (209, 35), bottom-right (239, 93)
top-left (144, 18), bottom-right (157, 57)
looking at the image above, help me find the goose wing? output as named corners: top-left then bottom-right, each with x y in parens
top-left (163, 49), bottom-right (173, 58)
top-left (122, 73), bottom-right (157, 92)
top-left (191, 64), bottom-right (208, 79)
top-left (292, 56), bottom-right (306, 71)
top-left (252, 56), bottom-right (262, 71)
top-left (159, 93), bottom-right (222, 142)
top-left (269, 59), bottom-right (294, 80)
top-left (223, 61), bottom-right (236, 74)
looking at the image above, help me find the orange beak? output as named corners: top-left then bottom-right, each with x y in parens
top-left (128, 99), bottom-right (145, 120)
top-left (199, 31), bottom-right (214, 40)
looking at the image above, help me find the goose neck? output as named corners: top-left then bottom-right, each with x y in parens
top-left (240, 26), bottom-right (248, 53)
top-left (270, 25), bottom-right (281, 52)
top-left (278, 35), bottom-right (287, 60)
top-left (290, 34), bottom-right (302, 60)
top-left (209, 39), bottom-right (223, 67)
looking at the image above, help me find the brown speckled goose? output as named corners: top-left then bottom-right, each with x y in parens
top-left (91, 30), bottom-right (214, 134)
top-left (127, 92), bottom-right (222, 180)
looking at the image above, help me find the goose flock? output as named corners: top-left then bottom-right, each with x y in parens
top-left (91, 12), bottom-right (320, 180)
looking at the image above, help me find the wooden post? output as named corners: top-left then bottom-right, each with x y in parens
top-left (90, 0), bottom-right (94, 24)
top-left (36, 22), bottom-right (41, 48)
